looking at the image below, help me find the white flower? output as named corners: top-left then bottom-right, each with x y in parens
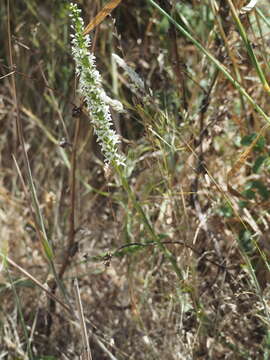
top-left (69, 3), bottom-right (125, 167)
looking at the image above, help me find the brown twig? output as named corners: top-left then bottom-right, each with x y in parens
top-left (59, 115), bottom-right (81, 280)
top-left (46, 112), bottom-right (81, 336)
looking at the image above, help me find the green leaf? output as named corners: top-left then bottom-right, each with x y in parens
top-left (115, 244), bottom-right (145, 258)
top-left (238, 200), bottom-right (249, 209)
top-left (255, 135), bottom-right (266, 151)
top-left (241, 133), bottom-right (265, 152)
top-left (241, 133), bottom-right (256, 145)
top-left (159, 16), bottom-right (170, 33)
top-left (218, 203), bottom-right (233, 218)
top-left (239, 229), bottom-right (253, 254)
top-left (242, 189), bottom-right (255, 199)
top-left (251, 180), bottom-right (270, 200)
top-left (264, 157), bottom-right (270, 171)
top-left (252, 155), bottom-right (267, 173)
top-left (244, 180), bottom-right (270, 200)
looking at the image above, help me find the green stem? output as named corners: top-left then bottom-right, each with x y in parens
top-left (115, 165), bottom-right (183, 280)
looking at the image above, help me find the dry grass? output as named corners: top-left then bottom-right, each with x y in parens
top-left (1, 0), bottom-right (270, 359)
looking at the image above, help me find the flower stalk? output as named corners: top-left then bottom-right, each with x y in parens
top-left (69, 3), bottom-right (125, 167)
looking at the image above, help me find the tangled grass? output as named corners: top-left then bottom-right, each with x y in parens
top-left (1, 0), bottom-right (270, 359)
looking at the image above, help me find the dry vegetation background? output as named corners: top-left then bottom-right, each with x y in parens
top-left (1, 0), bottom-right (270, 359)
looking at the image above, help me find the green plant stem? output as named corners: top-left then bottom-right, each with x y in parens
top-left (226, 0), bottom-right (269, 89)
top-left (115, 165), bottom-right (183, 280)
top-left (6, 268), bottom-right (34, 360)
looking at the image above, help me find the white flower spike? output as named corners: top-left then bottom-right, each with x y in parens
top-left (69, 3), bottom-right (125, 167)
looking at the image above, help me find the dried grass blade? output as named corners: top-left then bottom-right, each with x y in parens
top-left (227, 123), bottom-right (269, 197)
top-left (4, 256), bottom-right (73, 316)
top-left (74, 278), bottom-right (92, 360)
top-left (83, 0), bottom-right (123, 35)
